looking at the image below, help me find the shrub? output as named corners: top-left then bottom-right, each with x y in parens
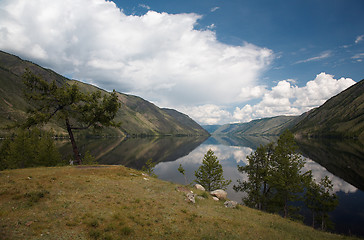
top-left (82, 151), bottom-right (98, 165)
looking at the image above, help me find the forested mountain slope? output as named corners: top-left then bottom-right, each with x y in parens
top-left (212, 115), bottom-right (301, 136)
top-left (292, 79), bottom-right (364, 141)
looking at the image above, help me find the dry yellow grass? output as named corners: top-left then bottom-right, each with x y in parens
top-left (0, 166), bottom-right (360, 240)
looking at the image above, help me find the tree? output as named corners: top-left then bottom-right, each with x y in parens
top-left (194, 149), bottom-right (231, 191)
top-left (0, 128), bottom-right (62, 170)
top-left (142, 158), bottom-right (157, 177)
top-left (22, 71), bottom-right (121, 165)
top-left (234, 130), bottom-right (312, 219)
top-left (233, 143), bottom-right (274, 210)
top-left (305, 176), bottom-right (338, 230)
top-left (268, 130), bottom-right (310, 218)
top-left (178, 164), bottom-right (188, 185)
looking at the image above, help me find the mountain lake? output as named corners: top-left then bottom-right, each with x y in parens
top-left (57, 135), bottom-right (364, 237)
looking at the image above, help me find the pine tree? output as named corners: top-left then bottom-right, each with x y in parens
top-left (178, 164), bottom-right (188, 185)
top-left (21, 71), bottom-right (120, 164)
top-left (234, 143), bottom-right (274, 210)
top-left (268, 130), bottom-right (309, 218)
top-left (305, 176), bottom-right (338, 230)
top-left (194, 149), bottom-right (231, 191)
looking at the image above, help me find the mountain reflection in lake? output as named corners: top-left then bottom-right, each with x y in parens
top-left (58, 135), bottom-right (364, 237)
top-left (57, 135), bottom-right (209, 169)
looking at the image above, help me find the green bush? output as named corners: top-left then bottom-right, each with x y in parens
top-left (82, 151), bottom-right (98, 165)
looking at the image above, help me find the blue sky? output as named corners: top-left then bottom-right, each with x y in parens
top-left (119, 0), bottom-right (364, 85)
top-left (0, 0), bottom-right (363, 124)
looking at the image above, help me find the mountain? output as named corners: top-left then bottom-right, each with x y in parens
top-left (202, 125), bottom-right (222, 134)
top-left (292, 79), bottom-right (364, 141)
top-left (212, 115), bottom-right (302, 136)
top-left (0, 51), bottom-right (208, 136)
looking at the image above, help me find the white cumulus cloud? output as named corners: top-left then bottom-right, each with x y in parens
top-left (232, 73), bottom-right (355, 123)
top-left (0, 0), bottom-right (273, 109)
top-left (179, 104), bottom-right (232, 125)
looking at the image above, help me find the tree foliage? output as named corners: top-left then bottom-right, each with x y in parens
top-left (178, 164), bottom-right (188, 185)
top-left (22, 71), bottom-right (121, 164)
top-left (268, 130), bottom-right (311, 218)
top-left (234, 130), bottom-right (338, 224)
top-left (195, 149), bottom-right (231, 191)
top-left (305, 176), bottom-right (338, 230)
top-left (142, 158), bottom-right (157, 178)
top-left (0, 128), bottom-right (62, 170)
top-left (233, 143), bottom-right (273, 210)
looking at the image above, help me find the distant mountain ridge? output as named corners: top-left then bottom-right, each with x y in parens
top-left (204, 79), bottom-right (363, 141)
top-left (0, 51), bottom-right (208, 136)
top-left (209, 115), bottom-right (303, 136)
top-left (202, 125), bottom-right (221, 134)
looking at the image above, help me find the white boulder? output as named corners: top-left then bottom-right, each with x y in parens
top-left (210, 189), bottom-right (227, 200)
top-left (194, 184), bottom-right (205, 191)
top-left (186, 192), bottom-right (196, 204)
top-left (224, 201), bottom-right (238, 208)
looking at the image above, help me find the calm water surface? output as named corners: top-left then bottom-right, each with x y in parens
top-left (59, 135), bottom-right (364, 237)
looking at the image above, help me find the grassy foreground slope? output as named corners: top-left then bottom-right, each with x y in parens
top-left (0, 166), bottom-right (358, 240)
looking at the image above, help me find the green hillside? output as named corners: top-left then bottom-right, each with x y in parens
top-left (0, 51), bottom-right (208, 137)
top-left (213, 115), bottom-right (301, 136)
top-left (292, 79), bottom-right (364, 141)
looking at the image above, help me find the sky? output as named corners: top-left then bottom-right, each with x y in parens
top-left (0, 0), bottom-right (363, 125)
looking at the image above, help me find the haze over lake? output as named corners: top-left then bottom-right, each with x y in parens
top-left (58, 135), bottom-right (364, 237)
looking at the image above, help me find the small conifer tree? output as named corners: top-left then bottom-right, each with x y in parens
top-left (142, 158), bottom-right (157, 178)
top-left (178, 164), bottom-right (188, 185)
top-left (194, 149), bottom-right (231, 191)
top-left (305, 176), bottom-right (338, 230)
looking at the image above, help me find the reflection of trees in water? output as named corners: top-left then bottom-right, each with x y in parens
top-left (297, 138), bottom-right (364, 191)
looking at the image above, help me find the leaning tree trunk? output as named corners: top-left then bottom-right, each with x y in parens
top-left (283, 197), bottom-right (288, 218)
top-left (66, 118), bottom-right (82, 165)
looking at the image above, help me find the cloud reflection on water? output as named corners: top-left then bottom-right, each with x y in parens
top-left (155, 138), bottom-right (358, 202)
